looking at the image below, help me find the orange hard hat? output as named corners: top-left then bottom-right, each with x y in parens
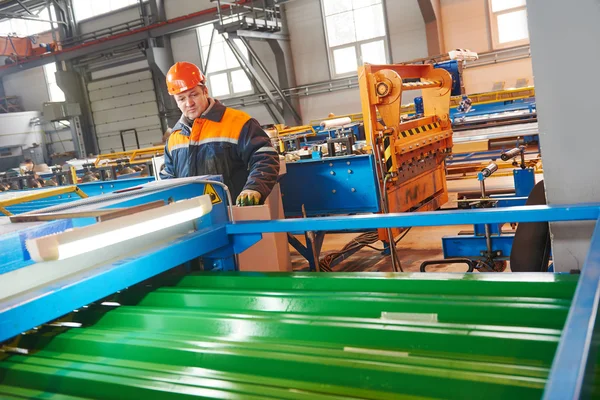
top-left (166, 62), bottom-right (206, 95)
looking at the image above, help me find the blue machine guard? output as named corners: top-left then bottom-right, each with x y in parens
top-left (280, 154), bottom-right (380, 217)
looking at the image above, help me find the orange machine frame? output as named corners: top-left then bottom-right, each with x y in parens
top-left (0, 36), bottom-right (56, 60)
top-left (358, 63), bottom-right (453, 238)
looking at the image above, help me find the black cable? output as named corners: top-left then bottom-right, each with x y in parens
top-left (394, 227), bottom-right (412, 244)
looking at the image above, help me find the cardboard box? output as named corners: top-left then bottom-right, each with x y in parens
top-left (231, 182), bottom-right (292, 272)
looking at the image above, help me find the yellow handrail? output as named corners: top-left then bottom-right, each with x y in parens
top-left (94, 145), bottom-right (164, 167)
top-left (0, 186), bottom-right (88, 216)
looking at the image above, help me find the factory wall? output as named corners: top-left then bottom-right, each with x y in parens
top-left (163, 0), bottom-right (213, 20)
top-left (285, 0), bottom-right (428, 124)
top-left (170, 30), bottom-right (203, 68)
top-left (2, 66), bottom-right (50, 113)
top-left (78, 5), bottom-right (143, 35)
top-left (527, 0), bottom-right (600, 273)
top-left (440, 0), bottom-right (534, 94)
top-left (0, 111), bottom-right (45, 170)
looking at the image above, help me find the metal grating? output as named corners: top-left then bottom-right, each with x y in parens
top-left (0, 272), bottom-right (582, 399)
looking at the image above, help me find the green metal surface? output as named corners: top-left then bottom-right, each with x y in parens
top-left (0, 272), bottom-right (579, 399)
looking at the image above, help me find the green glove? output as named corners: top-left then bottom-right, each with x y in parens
top-left (236, 189), bottom-right (261, 206)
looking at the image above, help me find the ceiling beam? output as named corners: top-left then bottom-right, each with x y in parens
top-left (0, 6), bottom-right (222, 77)
top-left (15, 0), bottom-right (33, 14)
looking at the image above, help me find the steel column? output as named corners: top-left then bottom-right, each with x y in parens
top-left (224, 35), bottom-right (285, 123)
top-left (236, 36), bottom-right (301, 125)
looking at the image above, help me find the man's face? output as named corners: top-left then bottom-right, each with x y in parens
top-left (174, 85), bottom-right (209, 120)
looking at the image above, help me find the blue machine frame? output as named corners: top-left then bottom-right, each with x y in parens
top-left (4, 177), bottom-right (155, 215)
top-left (280, 154), bottom-right (380, 217)
top-left (0, 178), bottom-right (261, 344)
top-left (442, 168), bottom-right (536, 262)
top-left (1, 186), bottom-right (600, 397)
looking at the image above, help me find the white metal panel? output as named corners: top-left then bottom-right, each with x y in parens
top-left (97, 127), bottom-right (162, 152)
top-left (0, 111), bottom-right (44, 147)
top-left (47, 131), bottom-right (75, 153)
top-left (88, 67), bottom-right (162, 154)
top-left (78, 6), bottom-right (143, 35)
top-left (170, 30), bottom-right (203, 68)
top-left (93, 101), bottom-right (159, 125)
top-left (2, 67), bottom-right (50, 112)
top-left (94, 116), bottom-right (161, 135)
top-left (88, 70), bottom-right (152, 91)
top-left (91, 91), bottom-right (156, 112)
top-left (96, 135), bottom-right (124, 152)
top-left (88, 79), bottom-right (154, 102)
top-left (164, 0), bottom-right (213, 19)
top-left (90, 60), bottom-right (150, 81)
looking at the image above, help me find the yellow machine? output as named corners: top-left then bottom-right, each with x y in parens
top-left (310, 87), bottom-right (535, 127)
top-left (358, 63), bottom-right (453, 237)
top-left (94, 146), bottom-right (164, 168)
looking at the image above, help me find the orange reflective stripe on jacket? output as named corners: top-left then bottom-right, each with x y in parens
top-left (167, 130), bottom-right (189, 153)
top-left (188, 107), bottom-right (251, 145)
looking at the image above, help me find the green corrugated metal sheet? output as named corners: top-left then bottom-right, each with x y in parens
top-left (0, 272), bottom-right (579, 399)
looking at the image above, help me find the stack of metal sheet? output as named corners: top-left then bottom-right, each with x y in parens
top-left (0, 272), bottom-right (581, 399)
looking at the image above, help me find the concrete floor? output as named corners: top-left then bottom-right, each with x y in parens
top-left (290, 174), bottom-right (527, 273)
top-left (291, 224), bottom-right (511, 273)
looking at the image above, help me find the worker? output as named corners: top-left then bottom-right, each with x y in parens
top-left (161, 61), bottom-right (279, 206)
top-left (20, 159), bottom-right (44, 188)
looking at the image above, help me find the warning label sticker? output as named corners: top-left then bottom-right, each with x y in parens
top-left (203, 184), bottom-right (223, 205)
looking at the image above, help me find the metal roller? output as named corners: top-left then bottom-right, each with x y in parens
top-left (401, 79), bottom-right (442, 90)
top-left (480, 162), bottom-right (498, 178)
top-left (501, 147), bottom-right (523, 161)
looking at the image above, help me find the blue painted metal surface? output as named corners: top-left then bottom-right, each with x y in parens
top-left (0, 179), bottom-right (229, 276)
top-left (0, 225), bottom-right (231, 343)
top-left (0, 179), bottom-right (240, 342)
top-left (435, 60), bottom-right (462, 96)
top-left (514, 168), bottom-right (536, 197)
top-left (4, 177), bottom-right (155, 215)
top-left (543, 216), bottom-right (600, 399)
top-left (444, 167), bottom-right (536, 259)
top-left (227, 204), bottom-right (600, 235)
top-left (443, 234), bottom-right (514, 260)
top-left (450, 98), bottom-right (536, 122)
top-left (0, 219), bottom-right (73, 274)
top-left (280, 154), bottom-right (380, 217)
top-left (473, 221), bottom-right (502, 235)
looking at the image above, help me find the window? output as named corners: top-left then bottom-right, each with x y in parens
top-left (72, 0), bottom-right (141, 22)
top-left (197, 24), bottom-right (253, 99)
top-left (0, 7), bottom-right (54, 37)
top-left (44, 63), bottom-right (66, 102)
top-left (489, 0), bottom-right (529, 49)
top-left (321, 0), bottom-right (389, 78)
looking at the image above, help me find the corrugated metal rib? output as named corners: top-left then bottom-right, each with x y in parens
top-left (0, 272), bottom-right (579, 399)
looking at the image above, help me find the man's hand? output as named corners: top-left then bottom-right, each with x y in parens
top-left (236, 189), bottom-right (261, 206)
